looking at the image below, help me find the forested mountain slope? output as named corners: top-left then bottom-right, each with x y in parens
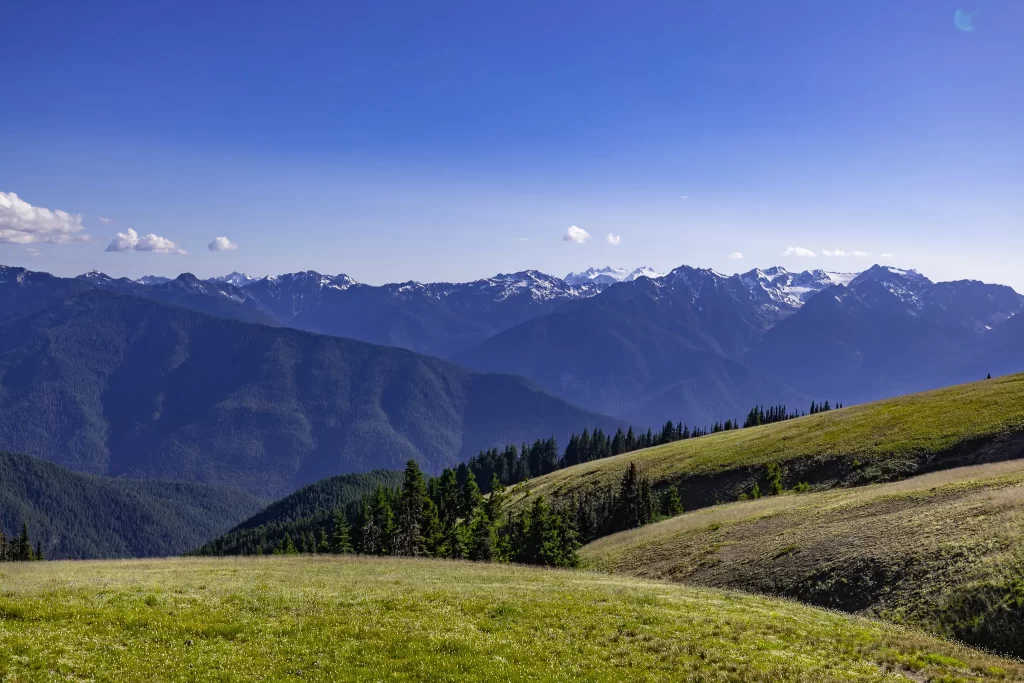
top-left (0, 291), bottom-right (619, 498)
top-left (0, 451), bottom-right (262, 559)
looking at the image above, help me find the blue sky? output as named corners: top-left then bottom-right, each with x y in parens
top-left (2, 1), bottom-right (1022, 287)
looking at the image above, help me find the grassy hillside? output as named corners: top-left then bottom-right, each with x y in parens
top-left (510, 373), bottom-right (1024, 512)
top-left (582, 460), bottom-right (1024, 657)
top-left (193, 469), bottom-right (404, 556)
top-left (0, 290), bottom-right (619, 498)
top-left (0, 451), bottom-right (263, 559)
top-left (1, 557), bottom-right (1020, 682)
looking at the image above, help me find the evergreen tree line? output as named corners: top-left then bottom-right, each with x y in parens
top-left (468, 399), bottom-right (843, 494)
top-left (254, 459), bottom-right (580, 567)
top-left (224, 458), bottom-right (674, 568)
top-left (745, 401), bottom-right (844, 428)
top-left (0, 522), bottom-right (44, 561)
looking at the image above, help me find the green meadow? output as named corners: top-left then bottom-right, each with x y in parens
top-left (2, 556), bottom-right (1022, 682)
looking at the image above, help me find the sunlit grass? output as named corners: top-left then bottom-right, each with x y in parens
top-left (581, 459), bottom-right (1024, 656)
top-left (1, 556), bottom-right (1021, 681)
top-left (510, 374), bottom-right (1024, 508)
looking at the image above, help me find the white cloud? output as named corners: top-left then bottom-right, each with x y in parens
top-left (823, 248), bottom-right (870, 257)
top-left (0, 191), bottom-right (91, 245)
top-left (782, 246), bottom-right (816, 257)
top-left (563, 225), bottom-right (591, 243)
top-left (106, 228), bottom-right (186, 255)
top-left (98, 216), bottom-right (113, 224)
top-left (208, 236), bottom-right (238, 252)
top-left (26, 247), bottom-right (40, 257)
top-left (606, 233), bottom-right (621, 246)
top-left (728, 252), bottom-right (744, 260)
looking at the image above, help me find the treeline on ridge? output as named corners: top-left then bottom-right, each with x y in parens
top-left (468, 400), bottom-right (841, 493)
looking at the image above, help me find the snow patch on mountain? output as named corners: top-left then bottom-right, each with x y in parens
top-left (209, 272), bottom-right (260, 287)
top-left (564, 266), bottom-right (665, 287)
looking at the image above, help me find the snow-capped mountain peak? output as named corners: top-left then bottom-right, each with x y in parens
top-left (564, 266), bottom-right (665, 287)
top-left (739, 267), bottom-right (851, 310)
top-left (209, 272), bottom-right (259, 288)
top-left (136, 275), bottom-right (171, 286)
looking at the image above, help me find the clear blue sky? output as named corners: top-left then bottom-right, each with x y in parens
top-left (2, 1), bottom-right (1021, 287)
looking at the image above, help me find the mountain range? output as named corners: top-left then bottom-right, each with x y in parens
top-left (2, 261), bottom-right (1022, 484)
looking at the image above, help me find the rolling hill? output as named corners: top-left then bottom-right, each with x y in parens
top-left (581, 459), bottom-right (1024, 657)
top-left (0, 450), bottom-right (263, 559)
top-left (1, 557), bottom-right (1020, 682)
top-left (507, 373), bottom-right (1024, 513)
top-left (0, 290), bottom-right (619, 498)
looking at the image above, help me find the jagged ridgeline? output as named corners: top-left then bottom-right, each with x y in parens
top-left (0, 451), bottom-right (263, 559)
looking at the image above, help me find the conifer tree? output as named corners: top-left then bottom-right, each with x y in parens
top-left (396, 459), bottom-right (430, 556)
top-left (461, 469), bottom-right (484, 518)
top-left (435, 469), bottom-right (462, 529)
top-left (16, 523), bottom-right (31, 561)
top-left (317, 529), bottom-right (330, 554)
top-left (361, 486), bottom-right (395, 555)
top-left (660, 487), bottom-right (684, 517)
top-left (331, 508), bottom-right (354, 554)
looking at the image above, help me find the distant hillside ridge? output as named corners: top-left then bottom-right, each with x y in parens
top-left (0, 450), bottom-right (263, 559)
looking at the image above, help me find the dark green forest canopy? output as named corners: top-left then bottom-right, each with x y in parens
top-left (0, 451), bottom-right (262, 559)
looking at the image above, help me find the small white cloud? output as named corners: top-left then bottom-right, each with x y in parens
top-left (106, 228), bottom-right (186, 255)
top-left (880, 252), bottom-right (894, 259)
top-left (728, 252), bottom-right (744, 260)
top-left (782, 246), bottom-right (816, 258)
top-left (0, 191), bottom-right (91, 245)
top-left (98, 216), bottom-right (113, 224)
top-left (606, 233), bottom-right (621, 246)
top-left (563, 225), bottom-right (591, 244)
top-left (824, 248), bottom-right (870, 257)
top-left (26, 247), bottom-right (40, 257)
top-left (208, 236), bottom-right (238, 252)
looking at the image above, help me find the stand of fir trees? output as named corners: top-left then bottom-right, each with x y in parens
top-left (0, 522), bottom-right (45, 561)
top-left (212, 459), bottom-right (674, 568)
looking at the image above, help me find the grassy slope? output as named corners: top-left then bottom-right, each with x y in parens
top-left (0, 451), bottom-right (263, 560)
top-left (510, 373), bottom-right (1024, 511)
top-left (1, 557), bottom-right (1021, 682)
top-left (582, 460), bottom-right (1024, 657)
